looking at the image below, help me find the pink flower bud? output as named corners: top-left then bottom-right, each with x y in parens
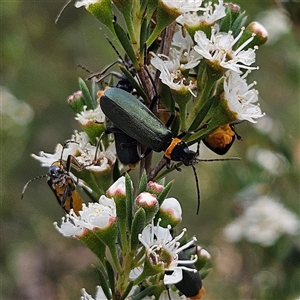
top-left (147, 181), bottom-right (164, 195)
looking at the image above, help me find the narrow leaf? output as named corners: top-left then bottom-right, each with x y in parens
top-left (157, 180), bottom-right (174, 205)
top-left (119, 281), bottom-right (134, 300)
top-left (119, 65), bottom-right (148, 101)
top-left (93, 265), bottom-right (111, 299)
top-left (131, 286), bottom-right (156, 300)
top-left (114, 23), bottom-right (138, 66)
top-left (78, 77), bottom-right (97, 110)
top-left (131, 208), bottom-right (146, 251)
top-left (138, 170), bottom-right (148, 195)
top-left (125, 173), bottom-right (133, 232)
top-left (105, 259), bottom-right (115, 294)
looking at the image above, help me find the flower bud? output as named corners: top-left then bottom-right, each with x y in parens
top-left (235, 22), bottom-right (268, 51)
top-left (107, 176), bottom-right (128, 221)
top-left (245, 22), bottom-right (268, 47)
top-left (67, 91), bottom-right (85, 113)
top-left (194, 246), bottom-right (211, 270)
top-left (157, 197), bottom-right (182, 228)
top-left (225, 2), bottom-right (241, 23)
top-left (147, 181), bottom-right (164, 196)
top-left (107, 176), bottom-right (126, 199)
top-left (136, 192), bottom-right (159, 223)
top-left (219, 3), bottom-right (242, 33)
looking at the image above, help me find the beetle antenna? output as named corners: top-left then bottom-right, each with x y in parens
top-left (77, 63), bottom-right (94, 75)
top-left (93, 132), bottom-right (106, 162)
top-left (191, 164), bottom-right (201, 214)
top-left (60, 140), bottom-right (79, 162)
top-left (21, 174), bottom-right (48, 199)
top-left (144, 65), bottom-right (159, 110)
top-left (104, 35), bottom-right (126, 66)
top-left (196, 141), bottom-right (200, 155)
top-left (197, 157), bottom-right (241, 162)
top-left (55, 0), bottom-right (72, 24)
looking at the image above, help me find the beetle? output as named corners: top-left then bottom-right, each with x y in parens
top-left (100, 88), bottom-right (240, 213)
top-left (203, 124), bottom-right (241, 155)
top-left (175, 251), bottom-right (205, 299)
top-left (100, 87), bottom-right (203, 212)
top-left (85, 53), bottom-right (142, 167)
top-left (100, 78), bottom-right (141, 166)
top-left (100, 88), bottom-right (198, 167)
top-left (21, 153), bottom-right (84, 216)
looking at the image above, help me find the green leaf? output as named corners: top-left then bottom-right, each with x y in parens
top-left (125, 173), bottom-right (133, 231)
top-left (138, 170), bottom-right (148, 195)
top-left (157, 180), bottom-right (174, 205)
top-left (139, 17), bottom-right (148, 57)
top-left (188, 94), bottom-right (218, 133)
top-left (219, 8), bottom-right (232, 33)
top-left (79, 231), bottom-right (106, 265)
top-left (93, 265), bottom-right (112, 299)
top-left (131, 286), bottom-right (156, 300)
top-left (105, 259), bottom-right (115, 293)
top-left (119, 281), bottom-right (134, 300)
top-left (114, 23), bottom-right (138, 67)
top-left (200, 268), bottom-right (212, 279)
top-left (131, 208), bottom-right (146, 251)
top-left (232, 12), bottom-right (247, 37)
top-left (78, 77), bottom-right (97, 110)
top-left (144, 0), bottom-right (158, 27)
top-left (119, 65), bottom-right (148, 101)
top-left (91, 79), bottom-right (99, 103)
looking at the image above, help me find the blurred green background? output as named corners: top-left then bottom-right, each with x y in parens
top-left (1, 0), bottom-right (299, 299)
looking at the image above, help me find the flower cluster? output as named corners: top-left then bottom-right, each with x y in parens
top-left (55, 175), bottom-right (209, 299)
top-left (27, 0), bottom-right (270, 298)
top-left (224, 196), bottom-right (300, 247)
top-left (1, 86), bottom-right (34, 133)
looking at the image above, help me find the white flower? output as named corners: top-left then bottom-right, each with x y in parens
top-left (54, 196), bottom-right (116, 237)
top-left (107, 176), bottom-right (127, 198)
top-left (75, 105), bottom-right (105, 126)
top-left (0, 86), bottom-right (34, 127)
top-left (75, 0), bottom-right (98, 8)
top-left (172, 30), bottom-right (194, 50)
top-left (80, 286), bottom-right (108, 300)
top-left (194, 27), bottom-right (258, 73)
top-left (32, 131), bottom-right (89, 167)
top-left (138, 220), bottom-right (198, 285)
top-left (151, 50), bottom-right (199, 95)
top-left (77, 196), bottom-right (116, 229)
top-left (129, 265), bottom-right (143, 280)
top-left (54, 215), bottom-right (86, 237)
top-left (177, 0), bottom-right (226, 27)
top-left (223, 71), bottom-right (265, 123)
top-left (160, 0), bottom-right (204, 13)
top-left (32, 131), bottom-right (116, 173)
top-left (160, 197), bottom-right (182, 223)
top-left (224, 196), bottom-right (300, 246)
top-left (247, 146), bottom-right (288, 175)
